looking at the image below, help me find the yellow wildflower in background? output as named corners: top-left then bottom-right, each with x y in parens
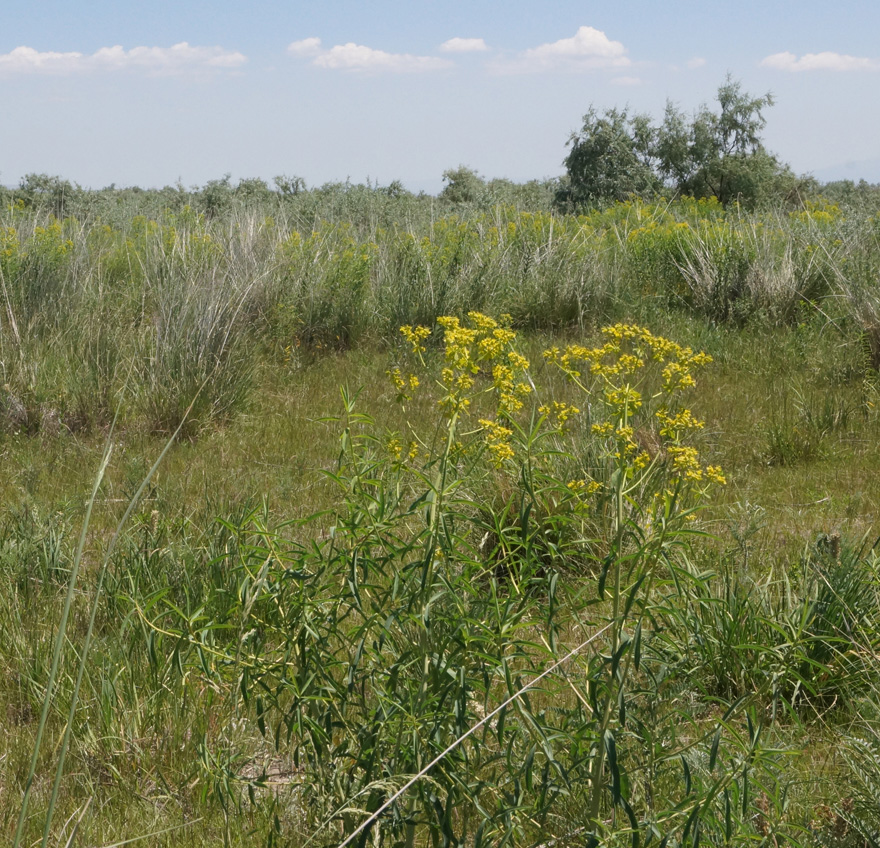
top-left (401, 324), bottom-right (431, 354)
top-left (388, 367), bottom-right (419, 401)
top-left (479, 418), bottom-right (515, 466)
top-left (539, 402), bottom-right (581, 428)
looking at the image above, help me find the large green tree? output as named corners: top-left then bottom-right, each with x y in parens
top-left (560, 76), bottom-right (797, 208)
top-left (558, 107), bottom-right (660, 208)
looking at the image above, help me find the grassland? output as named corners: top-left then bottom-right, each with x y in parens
top-left (3, 188), bottom-right (880, 846)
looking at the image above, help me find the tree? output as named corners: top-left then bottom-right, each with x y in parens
top-left (558, 107), bottom-right (660, 208)
top-left (440, 166), bottom-right (486, 204)
top-left (656, 75), bottom-right (794, 205)
top-left (273, 174), bottom-right (307, 196)
top-left (560, 77), bottom-right (796, 208)
top-left (198, 174), bottom-right (234, 218)
top-left (235, 177), bottom-right (273, 204)
top-left (17, 173), bottom-right (80, 218)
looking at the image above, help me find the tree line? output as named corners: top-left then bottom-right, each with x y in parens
top-left (5, 76), bottom-right (880, 219)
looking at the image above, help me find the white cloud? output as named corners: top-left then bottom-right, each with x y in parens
top-left (611, 75), bottom-right (642, 86)
top-left (0, 46), bottom-right (84, 73)
top-left (289, 40), bottom-right (451, 72)
top-left (0, 42), bottom-right (246, 75)
top-left (287, 37), bottom-right (323, 57)
top-left (439, 37), bottom-right (488, 53)
top-left (760, 50), bottom-right (880, 72)
top-left (492, 26), bottom-right (630, 73)
top-left (686, 57), bottom-right (706, 69)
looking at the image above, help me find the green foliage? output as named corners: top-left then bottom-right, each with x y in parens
top-left (439, 164), bottom-right (487, 204)
top-left (273, 173), bottom-right (307, 196)
top-left (558, 107), bottom-right (660, 208)
top-left (130, 316), bottom-right (812, 846)
top-left (561, 77), bottom-right (798, 209)
top-left (6, 187), bottom-right (880, 847)
top-left (15, 173), bottom-right (81, 218)
top-left (3, 300), bottom-right (880, 844)
top-left (0, 194), bottom-right (874, 436)
top-left (655, 76), bottom-right (796, 206)
top-left (657, 536), bottom-right (880, 715)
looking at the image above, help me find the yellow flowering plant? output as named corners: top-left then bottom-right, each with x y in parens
top-left (365, 313), bottom-right (733, 843)
top-left (540, 322), bottom-right (730, 835)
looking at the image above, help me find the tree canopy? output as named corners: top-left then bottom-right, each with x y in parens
top-left (558, 76), bottom-right (799, 209)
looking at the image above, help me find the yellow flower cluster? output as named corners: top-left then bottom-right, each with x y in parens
top-left (656, 408), bottom-right (705, 440)
top-left (478, 418), bottom-right (515, 466)
top-left (401, 324), bottom-right (431, 355)
top-left (539, 401), bottom-right (581, 427)
top-left (386, 436), bottom-right (419, 463)
top-left (662, 361), bottom-right (697, 393)
top-left (605, 386), bottom-right (643, 415)
top-left (393, 314), bottom-right (725, 492)
top-left (0, 226), bottom-right (18, 262)
top-left (492, 364), bottom-right (532, 415)
top-left (667, 445), bottom-right (704, 480)
top-left (406, 312), bottom-right (533, 420)
top-left (544, 324), bottom-right (708, 383)
top-left (567, 479), bottom-right (602, 495)
top-left (544, 323), bottom-right (724, 488)
top-left (388, 367), bottom-right (419, 400)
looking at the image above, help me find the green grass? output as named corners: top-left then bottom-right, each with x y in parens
top-left (3, 196), bottom-right (880, 846)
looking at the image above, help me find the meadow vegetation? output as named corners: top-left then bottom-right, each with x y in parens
top-left (3, 179), bottom-right (880, 846)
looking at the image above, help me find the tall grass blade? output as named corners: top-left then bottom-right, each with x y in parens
top-left (12, 440), bottom-right (113, 848)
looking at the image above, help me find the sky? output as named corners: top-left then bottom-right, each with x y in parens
top-left (3, 0), bottom-right (880, 193)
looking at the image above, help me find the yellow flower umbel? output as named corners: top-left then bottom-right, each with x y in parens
top-left (392, 312), bottom-right (534, 470)
top-left (479, 418), bottom-right (515, 467)
top-left (401, 324), bottom-right (431, 355)
top-left (400, 312), bottom-right (531, 425)
top-left (538, 401), bottom-right (581, 429)
top-left (544, 323), bottom-right (724, 492)
top-left (387, 366), bottom-right (420, 402)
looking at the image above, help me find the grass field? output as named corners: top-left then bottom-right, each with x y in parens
top-left (3, 190), bottom-right (880, 846)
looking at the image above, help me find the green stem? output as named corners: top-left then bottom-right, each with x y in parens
top-left (588, 455), bottom-right (627, 829)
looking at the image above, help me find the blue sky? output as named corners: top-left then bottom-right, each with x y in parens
top-left (4, 0), bottom-right (880, 191)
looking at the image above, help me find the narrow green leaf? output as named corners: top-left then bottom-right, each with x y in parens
top-left (598, 553), bottom-right (614, 599)
top-left (682, 802), bottom-right (701, 843)
top-left (605, 729), bottom-right (621, 804)
top-left (623, 573), bottom-right (647, 618)
top-left (724, 788), bottom-right (732, 843)
top-left (621, 796), bottom-right (640, 848)
top-left (709, 726), bottom-right (721, 772)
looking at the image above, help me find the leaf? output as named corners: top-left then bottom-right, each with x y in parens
top-left (709, 726), bottom-right (721, 772)
top-left (605, 729), bottom-right (621, 804)
top-left (624, 574), bottom-right (647, 618)
top-left (724, 788), bottom-right (732, 843)
top-left (612, 633), bottom-right (632, 681)
top-left (621, 795), bottom-right (640, 848)
top-left (598, 553), bottom-right (614, 599)
top-left (633, 622), bottom-right (642, 671)
top-left (256, 696), bottom-right (266, 737)
top-left (523, 746), bottom-right (535, 792)
top-left (682, 802), bottom-right (701, 844)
